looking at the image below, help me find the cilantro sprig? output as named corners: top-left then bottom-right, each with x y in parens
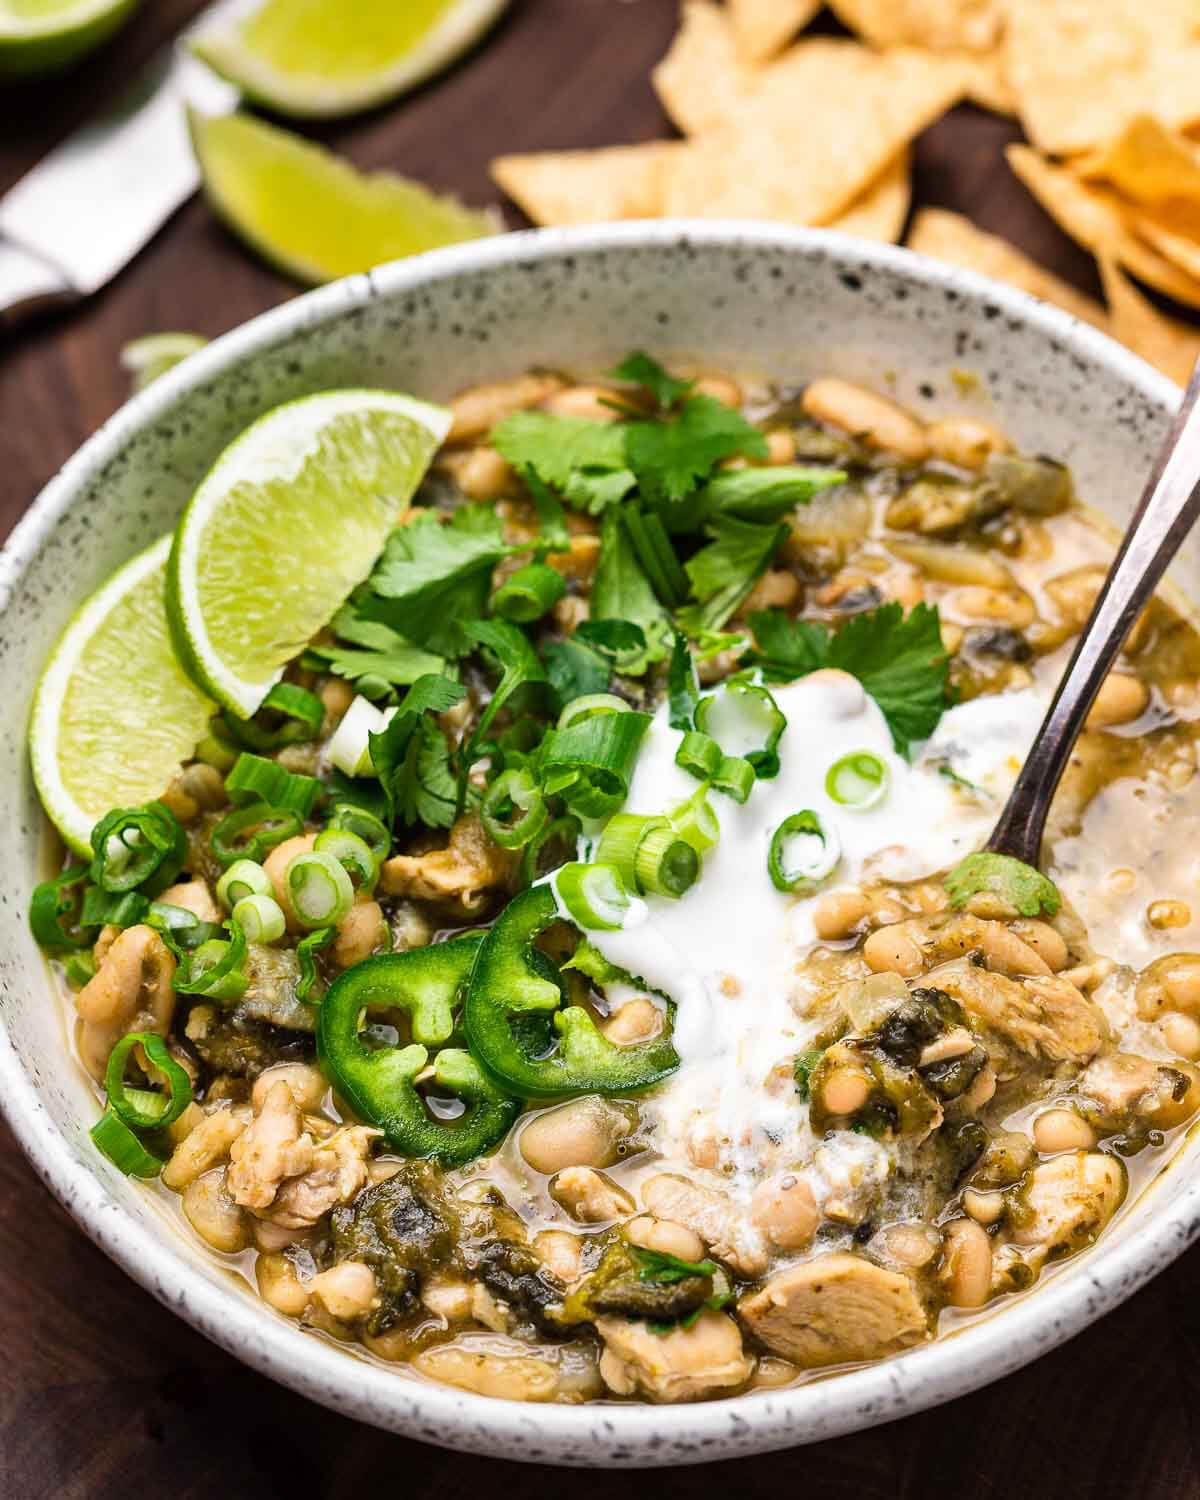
top-left (368, 674), bottom-right (467, 830)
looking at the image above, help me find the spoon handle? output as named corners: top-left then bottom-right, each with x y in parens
top-left (987, 360), bottom-right (1200, 866)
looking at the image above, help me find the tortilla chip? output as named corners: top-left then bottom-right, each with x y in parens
top-left (830, 151), bottom-right (911, 243)
top-left (953, 48), bottom-right (1015, 116)
top-left (660, 42), bottom-right (969, 226)
top-left (907, 209), bottom-right (1107, 328)
top-left (1078, 115), bottom-right (1200, 212)
top-left (1004, 0), bottom-right (1200, 156)
top-left (728, 0), bottom-right (820, 64)
top-left (1007, 145), bottom-right (1200, 309)
top-left (652, 1), bottom-right (752, 136)
top-left (1100, 255), bottom-right (1200, 385)
top-left (828, 0), bottom-right (1001, 52)
top-left (1131, 216), bottom-right (1200, 284)
top-left (490, 142), bottom-right (682, 227)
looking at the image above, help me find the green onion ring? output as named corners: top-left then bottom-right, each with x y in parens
top-left (225, 752), bottom-right (322, 818)
top-left (285, 850), bottom-right (354, 929)
top-left (224, 682), bottom-right (325, 751)
top-left (825, 751), bottom-right (890, 809)
top-left (314, 828), bottom-right (380, 893)
top-left (556, 693), bottom-right (632, 730)
top-left (104, 1031), bottom-right (193, 1130)
top-left (675, 729), bottom-right (723, 781)
top-left (296, 925), bottom-right (337, 1003)
top-left (668, 787), bottom-right (720, 855)
top-left (694, 681), bottom-right (787, 779)
top-left (211, 802), bottom-right (302, 868)
top-left (89, 802), bottom-right (186, 895)
top-left (216, 858), bottom-right (273, 911)
top-left (327, 803), bottom-right (392, 863)
top-left (555, 861), bottom-right (638, 931)
top-left (493, 562), bottom-right (567, 623)
top-left (712, 755), bottom-right (755, 803)
top-left (768, 810), bottom-right (841, 893)
top-left (90, 1109), bottom-right (164, 1177)
top-left (481, 769), bottom-right (549, 851)
top-left (596, 814), bottom-right (699, 900)
top-left (29, 865), bottom-right (92, 950)
top-left (233, 892), bottom-right (287, 944)
top-left (174, 920), bottom-right (249, 1002)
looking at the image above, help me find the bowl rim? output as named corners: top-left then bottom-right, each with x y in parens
top-left (0, 219), bottom-right (1188, 1465)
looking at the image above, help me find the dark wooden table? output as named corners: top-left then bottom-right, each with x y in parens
top-left (2, 2), bottom-right (1197, 1494)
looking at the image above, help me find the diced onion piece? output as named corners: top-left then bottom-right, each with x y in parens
top-left (327, 695), bottom-right (394, 777)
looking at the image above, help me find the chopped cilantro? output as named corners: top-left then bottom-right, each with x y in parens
top-left (368, 674), bottom-right (467, 829)
top-left (522, 467), bottom-right (570, 555)
top-left (541, 637), bottom-right (610, 708)
top-left (667, 629), bottom-right (699, 732)
top-left (631, 1247), bottom-right (719, 1284)
top-left (306, 603), bottom-right (446, 691)
top-left (574, 619), bottom-right (647, 658)
top-left (944, 851), bottom-right (1061, 918)
top-left (609, 350), bottom-right (693, 410)
top-left (742, 602), bottom-right (950, 757)
top-left (590, 510), bottom-right (671, 674)
top-left (364, 506), bottom-right (512, 657)
top-left (491, 410), bottom-right (635, 515)
top-left (459, 619), bottom-right (550, 808)
top-left (793, 1049), bottom-right (823, 1101)
top-left (625, 395), bottom-right (768, 506)
top-left (677, 515), bottom-right (787, 635)
top-left (667, 463), bottom-right (846, 534)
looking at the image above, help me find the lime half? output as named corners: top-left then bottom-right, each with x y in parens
top-left (121, 332), bottom-right (208, 393)
top-left (166, 389), bottom-right (451, 718)
top-left (0, 0), bottom-right (138, 76)
top-left (30, 535), bottom-right (215, 856)
top-left (191, 111), bottom-right (499, 285)
top-left (192, 0), bottom-right (509, 119)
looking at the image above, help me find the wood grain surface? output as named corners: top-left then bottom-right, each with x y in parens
top-left (2, 2), bottom-right (1199, 1494)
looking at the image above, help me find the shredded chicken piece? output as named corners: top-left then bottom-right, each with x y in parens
top-left (597, 1311), bottom-right (753, 1402)
top-left (916, 914), bottom-right (1052, 978)
top-left (737, 1252), bottom-right (928, 1368)
top-left (266, 1125), bottom-right (377, 1230)
top-left (641, 1173), bottom-right (768, 1277)
top-left (933, 961), bottom-right (1106, 1071)
top-left (226, 1081), bottom-right (314, 1211)
top-left (1078, 1052), bottom-right (1190, 1128)
top-left (379, 814), bottom-right (515, 913)
top-left (1010, 1152), bottom-right (1126, 1254)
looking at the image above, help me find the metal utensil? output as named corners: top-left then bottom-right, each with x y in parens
top-left (0, 5), bottom-right (241, 328)
top-left (987, 359), bottom-right (1200, 865)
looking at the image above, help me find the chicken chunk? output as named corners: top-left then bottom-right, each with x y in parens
top-left (1009, 1152), bottom-right (1126, 1255)
top-left (157, 879), bottom-right (221, 925)
top-left (1079, 1053), bottom-right (1200, 1132)
top-left (641, 1174), bottom-right (769, 1278)
top-left (934, 962), bottom-right (1106, 1072)
top-left (266, 1125), bottom-right (377, 1230)
top-left (596, 1311), bottom-right (753, 1403)
top-left (380, 814), bottom-right (515, 914)
top-left (736, 1253), bottom-right (929, 1368)
top-left (75, 924), bottom-right (176, 1081)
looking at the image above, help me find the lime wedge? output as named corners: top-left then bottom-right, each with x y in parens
top-left (190, 111), bottom-right (499, 285)
top-left (121, 332), bottom-right (208, 393)
top-left (192, 0), bottom-right (509, 119)
top-left (30, 535), bottom-right (215, 856)
top-left (0, 0), bottom-right (137, 76)
top-left (166, 389), bottom-right (451, 718)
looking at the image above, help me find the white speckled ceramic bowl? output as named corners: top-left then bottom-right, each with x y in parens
top-left (0, 223), bottom-right (1192, 1466)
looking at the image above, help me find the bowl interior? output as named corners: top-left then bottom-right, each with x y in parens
top-left (0, 224), bottom-right (1189, 1466)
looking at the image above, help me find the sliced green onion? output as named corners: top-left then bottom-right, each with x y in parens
top-left (146, 902), bottom-right (220, 953)
top-left (90, 1109), bottom-right (163, 1178)
top-left (555, 861), bottom-right (638, 931)
top-left (233, 892), bottom-right (287, 944)
top-left (327, 803), bottom-right (392, 863)
top-left (694, 681), bottom-right (787, 779)
top-left (285, 850), bottom-right (354, 929)
top-left (175, 921), bottom-right (249, 1002)
top-left (29, 865), bottom-right (92, 950)
top-left (225, 753), bottom-right (322, 817)
top-left (104, 1031), bottom-right (193, 1130)
top-left (328, 695), bottom-right (391, 778)
top-left (314, 828), bottom-right (379, 893)
top-left (80, 886), bottom-right (149, 930)
top-left (493, 562), bottom-right (567, 622)
top-left (518, 814), bottom-right (582, 888)
top-left (668, 787), bottom-right (720, 854)
top-left (89, 802), bottom-right (186, 895)
top-left (481, 768), bottom-right (549, 851)
top-left (296, 925), bottom-right (336, 1003)
top-left (216, 858), bottom-right (272, 910)
top-left (713, 755), bottom-right (755, 803)
top-left (825, 751), bottom-right (890, 809)
top-left (596, 814), bottom-right (699, 900)
top-left (194, 719), bottom-right (239, 772)
top-left (536, 710), bottom-right (652, 820)
top-left (622, 503), bottom-right (689, 607)
top-left (768, 810), bottom-right (842, 893)
top-left (64, 952), bottom-right (97, 989)
top-left (557, 692), bottom-right (631, 730)
top-left (211, 802), bottom-right (302, 867)
top-left (224, 682), bottom-right (325, 752)
top-left (675, 729), bottom-right (723, 780)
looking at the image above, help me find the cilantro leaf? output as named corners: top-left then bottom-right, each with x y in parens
top-left (522, 467), bottom-right (570, 555)
top-left (368, 674), bottom-right (467, 829)
top-left (631, 1247), bottom-right (719, 1284)
top-left (307, 603), bottom-right (446, 690)
top-left (625, 395), bottom-right (768, 505)
top-left (827, 602), bottom-right (949, 757)
top-left (364, 507), bottom-right (511, 656)
top-left (542, 637), bottom-right (610, 709)
top-left (741, 602), bottom-right (950, 756)
top-left (944, 851), bottom-right (1061, 918)
top-left (666, 464), bottom-right (846, 534)
top-left (492, 411), bottom-right (635, 515)
top-left (460, 619), bottom-right (550, 806)
top-left (590, 510), bottom-right (671, 674)
top-left (609, 350), bottom-right (693, 410)
top-left (574, 619), bottom-right (647, 658)
top-left (676, 515), bottom-right (786, 635)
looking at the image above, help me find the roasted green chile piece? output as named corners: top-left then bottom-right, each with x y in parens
top-left (317, 934), bottom-right (519, 1166)
top-left (463, 883), bottom-right (679, 1098)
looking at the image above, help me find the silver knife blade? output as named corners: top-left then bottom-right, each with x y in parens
top-left (0, 3), bottom-right (243, 310)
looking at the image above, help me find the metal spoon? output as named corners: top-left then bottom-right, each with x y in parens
top-left (986, 360), bottom-right (1200, 866)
